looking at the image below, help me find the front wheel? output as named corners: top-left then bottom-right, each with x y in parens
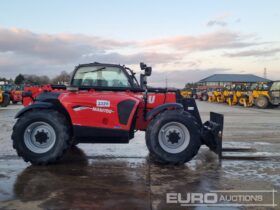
top-left (12, 109), bottom-right (71, 165)
top-left (146, 110), bottom-right (201, 164)
top-left (1, 94), bottom-right (10, 107)
top-left (255, 96), bottom-right (269, 109)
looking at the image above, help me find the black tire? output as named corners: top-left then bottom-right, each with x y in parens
top-left (12, 109), bottom-right (71, 165)
top-left (1, 94), bottom-right (10, 107)
top-left (12, 100), bottom-right (18, 104)
top-left (146, 110), bottom-right (201, 165)
top-left (202, 94), bottom-right (208, 101)
top-left (255, 96), bottom-right (269, 109)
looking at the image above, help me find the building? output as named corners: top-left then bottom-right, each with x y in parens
top-left (198, 74), bottom-right (271, 87)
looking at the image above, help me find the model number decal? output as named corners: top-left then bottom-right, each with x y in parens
top-left (96, 100), bottom-right (110, 107)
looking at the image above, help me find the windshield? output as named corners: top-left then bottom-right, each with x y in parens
top-left (271, 82), bottom-right (280, 91)
top-left (250, 83), bottom-right (269, 90)
top-left (72, 66), bottom-right (131, 88)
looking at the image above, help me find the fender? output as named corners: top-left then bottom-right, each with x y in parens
top-left (15, 102), bottom-right (54, 118)
top-left (146, 103), bottom-right (183, 121)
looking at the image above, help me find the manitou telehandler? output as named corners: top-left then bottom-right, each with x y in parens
top-left (12, 62), bottom-right (224, 165)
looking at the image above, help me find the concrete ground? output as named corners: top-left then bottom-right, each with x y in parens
top-left (0, 102), bottom-right (279, 210)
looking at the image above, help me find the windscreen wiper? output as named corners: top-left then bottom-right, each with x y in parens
top-left (80, 67), bottom-right (106, 74)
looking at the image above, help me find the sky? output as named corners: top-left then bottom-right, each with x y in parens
top-left (0, 0), bottom-right (279, 87)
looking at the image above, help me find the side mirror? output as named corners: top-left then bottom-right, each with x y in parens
top-left (145, 67), bottom-right (152, 76)
top-left (140, 62), bottom-right (147, 70)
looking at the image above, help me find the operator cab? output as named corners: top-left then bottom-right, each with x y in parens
top-left (270, 81), bottom-right (280, 104)
top-left (69, 62), bottom-right (152, 92)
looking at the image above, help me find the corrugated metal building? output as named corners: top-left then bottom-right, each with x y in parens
top-left (198, 74), bottom-right (271, 86)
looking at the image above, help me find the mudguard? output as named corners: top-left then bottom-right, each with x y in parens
top-left (145, 103), bottom-right (183, 121)
top-left (15, 102), bottom-right (53, 118)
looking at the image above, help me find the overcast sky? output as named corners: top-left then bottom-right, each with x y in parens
top-left (0, 0), bottom-right (279, 88)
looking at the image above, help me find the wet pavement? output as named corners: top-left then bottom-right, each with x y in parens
top-left (0, 102), bottom-right (280, 210)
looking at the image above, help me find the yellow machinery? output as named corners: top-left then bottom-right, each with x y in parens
top-left (180, 89), bottom-right (193, 98)
top-left (248, 82), bottom-right (280, 108)
top-left (223, 84), bottom-right (250, 106)
top-left (0, 89), bottom-right (10, 107)
top-left (237, 81), bottom-right (280, 108)
top-left (223, 85), bottom-right (237, 106)
top-left (208, 88), bottom-right (224, 103)
top-left (237, 83), bottom-right (269, 108)
top-left (214, 88), bottom-right (225, 103)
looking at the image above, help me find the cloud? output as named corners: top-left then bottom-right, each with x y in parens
top-left (0, 26), bottom-right (278, 82)
top-left (140, 31), bottom-right (261, 51)
top-left (0, 27), bottom-right (133, 63)
top-left (149, 68), bottom-right (231, 88)
top-left (0, 27), bottom-right (183, 78)
top-left (224, 48), bottom-right (280, 57)
top-left (207, 13), bottom-right (231, 27)
top-left (207, 20), bottom-right (227, 27)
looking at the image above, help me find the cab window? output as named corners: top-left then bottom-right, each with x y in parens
top-left (72, 66), bottom-right (131, 87)
top-left (271, 82), bottom-right (280, 91)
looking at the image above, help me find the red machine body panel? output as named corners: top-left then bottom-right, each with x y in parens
top-left (10, 90), bottom-right (22, 102)
top-left (59, 91), bottom-right (141, 131)
top-left (59, 90), bottom-right (177, 131)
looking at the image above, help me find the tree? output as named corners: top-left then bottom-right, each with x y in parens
top-left (51, 71), bottom-right (71, 85)
top-left (184, 83), bottom-right (198, 89)
top-left (23, 74), bottom-right (50, 85)
top-left (14, 74), bottom-right (25, 85)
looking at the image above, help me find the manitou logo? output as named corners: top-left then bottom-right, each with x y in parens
top-left (148, 95), bottom-right (155, 104)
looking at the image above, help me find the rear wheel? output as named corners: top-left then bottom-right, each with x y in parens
top-left (0, 94), bottom-right (10, 107)
top-left (12, 109), bottom-right (71, 165)
top-left (255, 96), bottom-right (269, 109)
top-left (146, 110), bottom-right (201, 164)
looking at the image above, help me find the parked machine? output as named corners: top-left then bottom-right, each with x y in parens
top-left (223, 84), bottom-right (249, 106)
top-left (0, 88), bottom-right (10, 107)
top-left (180, 88), bottom-right (196, 99)
top-left (1, 85), bottom-right (23, 104)
top-left (208, 87), bottom-right (224, 103)
top-left (252, 81), bottom-right (280, 108)
top-left (13, 62), bottom-right (224, 165)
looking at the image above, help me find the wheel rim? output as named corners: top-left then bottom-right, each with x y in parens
top-left (24, 121), bottom-right (56, 154)
top-left (257, 98), bottom-right (265, 107)
top-left (158, 122), bottom-right (190, 154)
